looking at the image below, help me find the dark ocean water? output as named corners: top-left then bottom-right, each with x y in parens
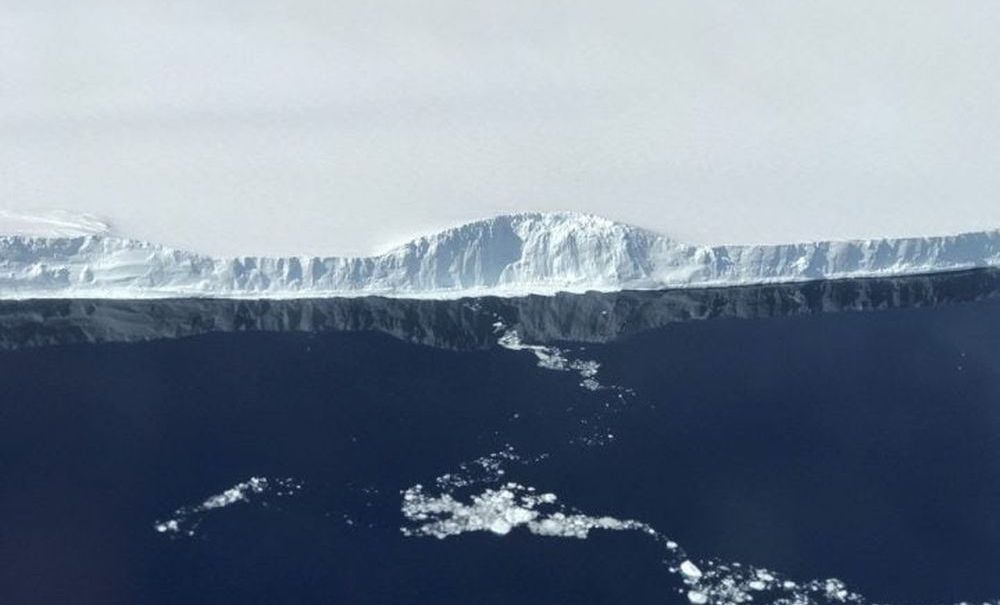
top-left (3, 270), bottom-right (1000, 605)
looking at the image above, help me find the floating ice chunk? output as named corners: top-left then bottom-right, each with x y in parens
top-left (153, 476), bottom-right (302, 537)
top-left (433, 447), bottom-right (524, 489)
top-left (824, 578), bottom-right (850, 601)
top-left (201, 476), bottom-right (268, 510)
top-left (497, 330), bottom-right (605, 391)
top-left (756, 570), bottom-right (775, 582)
top-left (154, 519), bottom-right (179, 534)
top-left (680, 560), bottom-right (703, 580)
top-left (489, 519), bottom-right (512, 535)
top-left (401, 482), bottom-right (651, 541)
top-left (400, 467), bottom-right (885, 605)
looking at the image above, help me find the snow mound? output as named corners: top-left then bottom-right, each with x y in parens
top-left (0, 209), bottom-right (111, 238)
top-left (1, 211), bottom-right (999, 299)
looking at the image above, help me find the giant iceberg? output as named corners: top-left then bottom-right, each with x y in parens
top-left (2, 209), bottom-right (1000, 299)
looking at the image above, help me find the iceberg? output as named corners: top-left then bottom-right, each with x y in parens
top-left (2, 210), bottom-right (1000, 299)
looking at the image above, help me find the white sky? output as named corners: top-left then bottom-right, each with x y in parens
top-left (3, 1), bottom-right (1000, 256)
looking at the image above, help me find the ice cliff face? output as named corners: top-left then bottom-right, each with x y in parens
top-left (2, 210), bottom-right (1000, 299)
top-left (5, 268), bottom-right (997, 350)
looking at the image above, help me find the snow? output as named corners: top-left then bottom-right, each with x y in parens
top-left (2, 211), bottom-right (1000, 299)
top-left (0, 209), bottom-right (111, 238)
top-left (9, 2), bottom-right (1000, 260)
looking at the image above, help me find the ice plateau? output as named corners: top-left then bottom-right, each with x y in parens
top-left (2, 210), bottom-right (1000, 299)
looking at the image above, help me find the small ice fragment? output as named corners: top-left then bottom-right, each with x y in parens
top-left (680, 560), bottom-right (703, 580)
top-left (154, 520), bottom-right (179, 533)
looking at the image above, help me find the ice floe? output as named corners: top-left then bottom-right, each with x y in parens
top-left (399, 452), bottom-right (880, 605)
top-left (154, 476), bottom-right (302, 537)
top-left (497, 329), bottom-right (603, 391)
top-left (401, 481), bottom-right (654, 540)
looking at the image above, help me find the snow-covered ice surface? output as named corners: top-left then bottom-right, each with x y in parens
top-left (3, 210), bottom-right (1000, 299)
top-left (0, 209), bottom-right (111, 238)
top-left (154, 476), bottom-right (303, 537)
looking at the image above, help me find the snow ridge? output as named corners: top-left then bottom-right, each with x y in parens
top-left (0, 209), bottom-right (111, 238)
top-left (2, 211), bottom-right (1000, 298)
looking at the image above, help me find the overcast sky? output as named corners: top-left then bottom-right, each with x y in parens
top-left (3, 1), bottom-right (1000, 256)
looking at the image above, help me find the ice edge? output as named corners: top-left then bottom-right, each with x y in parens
top-left (2, 211), bottom-right (999, 299)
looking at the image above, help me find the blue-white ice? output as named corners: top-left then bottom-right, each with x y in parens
top-left (2, 210), bottom-right (1000, 299)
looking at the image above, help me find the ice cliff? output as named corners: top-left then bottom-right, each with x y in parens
top-left (2, 210), bottom-right (1000, 299)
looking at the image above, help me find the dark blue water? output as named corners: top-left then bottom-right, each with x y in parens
top-left (3, 271), bottom-right (1000, 605)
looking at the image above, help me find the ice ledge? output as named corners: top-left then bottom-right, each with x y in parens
top-left (1, 211), bottom-right (999, 299)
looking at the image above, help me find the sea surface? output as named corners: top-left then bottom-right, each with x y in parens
top-left (3, 271), bottom-right (1000, 605)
